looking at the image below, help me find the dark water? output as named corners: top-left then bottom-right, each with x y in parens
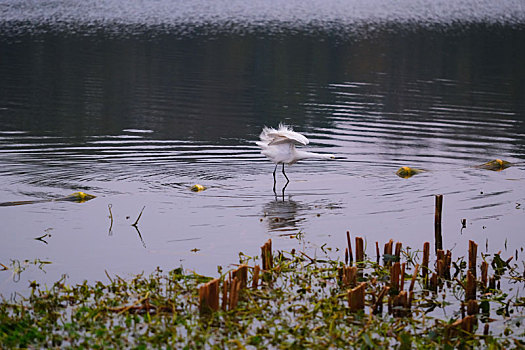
top-left (1, 0), bottom-right (525, 296)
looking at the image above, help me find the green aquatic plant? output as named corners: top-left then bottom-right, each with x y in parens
top-left (0, 239), bottom-right (524, 348)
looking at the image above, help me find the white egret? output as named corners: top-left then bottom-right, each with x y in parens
top-left (256, 124), bottom-right (335, 190)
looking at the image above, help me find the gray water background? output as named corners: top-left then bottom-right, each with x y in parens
top-left (0, 0), bottom-right (524, 296)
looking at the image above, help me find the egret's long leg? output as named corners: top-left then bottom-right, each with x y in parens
top-left (282, 163), bottom-right (290, 184)
top-left (282, 180), bottom-right (289, 197)
top-left (273, 164), bottom-right (278, 192)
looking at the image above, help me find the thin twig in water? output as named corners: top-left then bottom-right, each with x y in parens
top-left (300, 251), bottom-right (315, 263)
top-left (132, 206), bottom-right (145, 227)
top-left (133, 225), bottom-right (147, 248)
top-left (34, 233), bottom-right (50, 244)
top-left (108, 204), bottom-right (114, 235)
top-left (105, 270), bottom-right (114, 284)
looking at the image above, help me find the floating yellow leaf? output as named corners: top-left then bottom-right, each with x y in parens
top-left (68, 192), bottom-right (96, 202)
top-left (476, 159), bottom-right (511, 171)
top-left (191, 184), bottom-right (206, 192)
top-left (396, 166), bottom-right (425, 178)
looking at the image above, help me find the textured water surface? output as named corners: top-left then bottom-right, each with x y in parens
top-left (0, 0), bottom-right (524, 296)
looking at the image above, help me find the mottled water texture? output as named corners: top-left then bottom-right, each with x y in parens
top-left (0, 0), bottom-right (524, 296)
top-left (1, 0), bottom-right (524, 37)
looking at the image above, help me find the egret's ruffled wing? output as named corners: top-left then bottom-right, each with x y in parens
top-left (259, 124), bottom-right (309, 146)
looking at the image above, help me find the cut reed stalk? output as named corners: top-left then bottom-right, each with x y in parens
top-left (199, 278), bottom-right (220, 313)
top-left (384, 239), bottom-right (393, 267)
top-left (251, 265), bottom-right (260, 289)
top-left (346, 231), bottom-right (353, 265)
top-left (347, 282), bottom-right (366, 312)
top-left (480, 261), bottom-right (488, 289)
top-left (466, 270), bottom-right (476, 301)
top-left (261, 239), bottom-right (273, 271)
top-left (434, 194), bottom-right (443, 252)
top-left (372, 286), bottom-right (389, 315)
top-left (422, 242), bottom-right (430, 282)
top-left (355, 236), bottom-right (364, 265)
top-left (469, 240), bottom-right (478, 277)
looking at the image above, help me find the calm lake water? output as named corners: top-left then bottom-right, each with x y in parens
top-left (1, 0), bottom-right (524, 296)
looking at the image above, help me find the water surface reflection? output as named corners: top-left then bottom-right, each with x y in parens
top-left (0, 5), bottom-right (524, 296)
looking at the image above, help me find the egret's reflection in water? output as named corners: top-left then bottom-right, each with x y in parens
top-left (263, 195), bottom-right (306, 232)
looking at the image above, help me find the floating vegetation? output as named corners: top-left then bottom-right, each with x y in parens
top-left (191, 184), bottom-right (206, 192)
top-left (476, 159), bottom-right (512, 171)
top-left (396, 166), bottom-right (426, 178)
top-left (0, 192), bottom-right (96, 207)
top-left (1, 234), bottom-right (524, 348)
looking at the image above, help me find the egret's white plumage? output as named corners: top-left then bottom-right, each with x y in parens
top-left (256, 124), bottom-right (335, 190)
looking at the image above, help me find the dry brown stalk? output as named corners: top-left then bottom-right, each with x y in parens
top-left (400, 262), bottom-right (406, 291)
top-left (232, 264), bottom-right (248, 289)
top-left (466, 299), bottom-right (478, 315)
top-left (422, 242), bottom-right (430, 281)
top-left (395, 242), bottom-right (402, 259)
top-left (390, 262), bottom-right (401, 292)
top-left (346, 231), bottom-right (353, 265)
top-left (342, 265), bottom-right (358, 287)
top-left (429, 273), bottom-right (438, 292)
top-left (372, 286), bottom-right (389, 315)
top-left (252, 265), bottom-right (260, 289)
top-left (261, 239), bottom-right (273, 271)
top-left (445, 250), bottom-right (452, 279)
top-left (469, 240), bottom-right (478, 277)
top-left (480, 261), bottom-right (488, 289)
top-left (434, 194), bottom-right (443, 251)
top-left (347, 282), bottom-right (366, 312)
top-left (392, 291), bottom-right (410, 317)
top-left (384, 239), bottom-right (394, 266)
top-left (449, 315), bottom-right (476, 335)
top-left (228, 277), bottom-right (241, 310)
top-left (409, 264), bottom-right (420, 293)
top-left (199, 278), bottom-right (220, 313)
top-left (355, 237), bottom-right (364, 264)
top-left (466, 270), bottom-right (476, 301)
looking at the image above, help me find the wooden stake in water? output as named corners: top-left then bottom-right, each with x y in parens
top-left (434, 194), bottom-right (443, 252)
